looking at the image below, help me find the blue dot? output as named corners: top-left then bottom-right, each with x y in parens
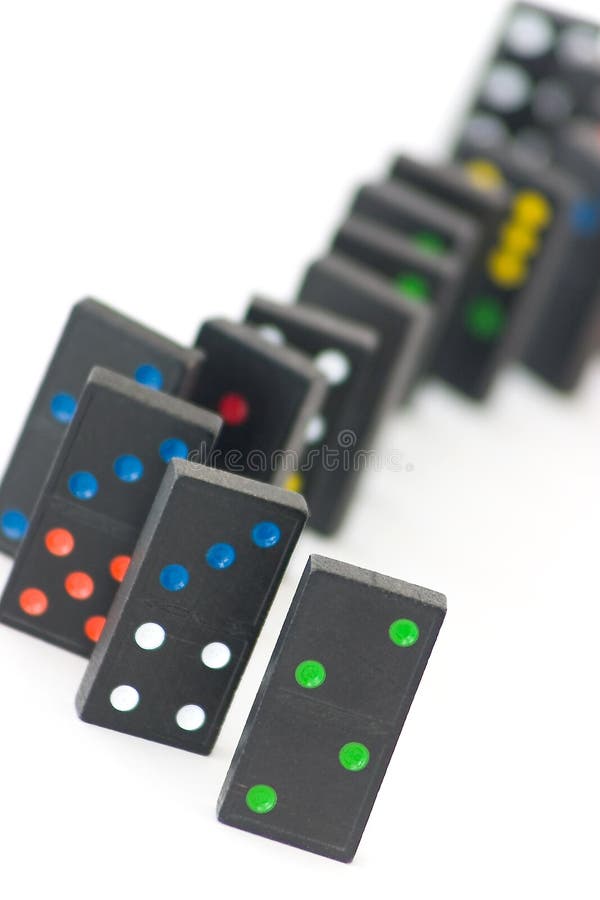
top-left (1, 509), bottom-right (29, 541)
top-left (159, 564), bottom-right (189, 592)
top-left (206, 543), bottom-right (236, 570)
top-left (68, 471), bottom-right (98, 500)
top-left (135, 364), bottom-right (164, 391)
top-left (50, 392), bottom-right (77, 424)
top-left (114, 454), bottom-right (144, 483)
top-left (252, 521), bottom-right (281, 548)
top-left (571, 200), bottom-right (600, 236)
top-left (159, 438), bottom-right (189, 463)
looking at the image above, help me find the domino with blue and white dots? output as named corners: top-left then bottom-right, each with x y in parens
top-left (76, 459), bottom-right (308, 755)
top-left (0, 298), bottom-right (204, 557)
top-left (0, 368), bottom-right (221, 656)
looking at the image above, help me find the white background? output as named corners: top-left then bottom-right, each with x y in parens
top-left (0, 1), bottom-right (599, 897)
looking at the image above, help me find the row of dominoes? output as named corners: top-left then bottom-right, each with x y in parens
top-left (0, 0), bottom-right (598, 864)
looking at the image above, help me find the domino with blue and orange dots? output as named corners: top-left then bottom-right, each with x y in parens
top-left (0, 368), bottom-right (221, 656)
top-left (0, 298), bottom-right (204, 557)
top-left (76, 458), bottom-right (308, 755)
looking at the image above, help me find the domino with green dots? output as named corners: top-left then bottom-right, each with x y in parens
top-left (217, 554), bottom-right (446, 862)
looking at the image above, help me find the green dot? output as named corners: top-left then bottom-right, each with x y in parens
top-left (393, 271), bottom-right (430, 302)
top-left (246, 784), bottom-right (277, 814)
top-left (412, 230), bottom-right (446, 255)
top-left (295, 659), bottom-right (326, 689)
top-left (464, 295), bottom-right (506, 340)
top-left (339, 742), bottom-right (370, 772)
top-left (389, 618), bottom-right (420, 647)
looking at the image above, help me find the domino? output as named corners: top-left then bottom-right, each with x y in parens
top-left (0, 368), bottom-right (221, 657)
top-left (296, 254), bottom-right (431, 413)
top-left (76, 459), bottom-right (308, 755)
top-left (217, 554), bottom-right (446, 862)
top-left (0, 298), bottom-right (203, 557)
top-left (521, 119), bottom-right (600, 389)
top-left (244, 298), bottom-right (379, 534)
top-left (331, 214), bottom-right (465, 384)
top-left (194, 319), bottom-right (327, 485)
top-left (456, 2), bottom-right (600, 161)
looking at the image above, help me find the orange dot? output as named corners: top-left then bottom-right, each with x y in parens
top-left (45, 528), bottom-right (75, 557)
top-left (65, 571), bottom-right (94, 600)
top-left (110, 555), bottom-right (131, 583)
top-left (84, 615), bottom-right (106, 643)
top-left (19, 588), bottom-right (48, 616)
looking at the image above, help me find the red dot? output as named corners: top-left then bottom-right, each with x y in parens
top-left (110, 555), bottom-right (131, 583)
top-left (45, 527), bottom-right (75, 557)
top-left (84, 615), bottom-right (106, 643)
top-left (217, 392), bottom-right (250, 426)
top-left (65, 571), bottom-right (94, 600)
top-left (19, 588), bottom-right (48, 616)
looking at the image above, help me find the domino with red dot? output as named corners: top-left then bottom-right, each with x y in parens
top-left (76, 459), bottom-right (308, 755)
top-left (0, 368), bottom-right (221, 656)
top-left (0, 298), bottom-right (204, 557)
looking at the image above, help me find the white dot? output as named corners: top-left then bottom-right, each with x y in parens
top-left (514, 128), bottom-right (552, 164)
top-left (314, 349), bottom-right (351, 385)
top-left (257, 324), bottom-right (285, 345)
top-left (463, 113), bottom-right (508, 148)
top-left (558, 25), bottom-right (600, 65)
top-left (532, 79), bottom-right (573, 124)
top-left (504, 8), bottom-right (554, 57)
top-left (110, 685), bottom-right (139, 712)
top-left (305, 415), bottom-right (326, 444)
top-left (134, 622), bottom-right (166, 650)
top-left (482, 63), bottom-right (532, 112)
top-left (176, 704), bottom-right (206, 731)
top-left (201, 641), bottom-right (232, 669)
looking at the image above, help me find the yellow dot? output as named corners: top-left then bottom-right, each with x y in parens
top-left (284, 472), bottom-right (304, 493)
top-left (512, 191), bottom-right (553, 229)
top-left (487, 250), bottom-right (527, 288)
top-left (464, 159), bottom-right (505, 191)
top-left (500, 223), bottom-right (539, 257)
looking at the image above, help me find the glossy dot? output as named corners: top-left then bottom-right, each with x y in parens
top-left (110, 685), bottom-right (139, 712)
top-left (1, 509), bottom-right (29, 541)
top-left (50, 392), bottom-right (77, 424)
top-left (218, 392), bottom-right (249, 426)
top-left (19, 588), bottom-right (48, 616)
top-left (45, 528), bottom-right (74, 557)
top-left (175, 704), bottom-right (206, 731)
top-left (558, 24), bottom-right (600, 65)
top-left (412, 230), bottom-right (447, 255)
top-left (68, 471), bottom-right (98, 501)
top-left (394, 272), bottom-right (430, 302)
top-left (389, 618), bottom-right (420, 647)
top-left (257, 324), bottom-right (285, 345)
top-left (571, 200), bottom-right (600, 236)
top-left (512, 191), bottom-right (553, 229)
top-left (463, 113), bottom-right (508, 149)
top-left (514, 128), bottom-right (552, 164)
top-left (201, 642), bottom-right (231, 669)
top-left (109, 555), bottom-right (131, 583)
top-left (305, 414), bottom-right (326, 444)
top-left (159, 564), bottom-right (189, 592)
top-left (84, 615), bottom-right (106, 643)
top-left (134, 622), bottom-right (166, 650)
top-left (246, 784), bottom-right (277, 814)
top-left (251, 522), bottom-right (281, 548)
top-left (314, 349), bottom-right (351, 385)
top-left (283, 472), bottom-right (304, 493)
top-left (504, 8), bottom-right (554, 57)
top-left (500, 224), bottom-right (539, 257)
top-left (134, 364), bottom-right (163, 390)
top-left (65, 571), bottom-right (95, 600)
top-left (295, 660), bottom-right (326, 689)
top-left (339, 742), bottom-right (370, 772)
top-left (159, 438), bottom-right (189, 463)
top-left (532, 79), bottom-right (573, 124)
top-left (482, 62), bottom-right (532, 112)
top-left (114, 454), bottom-right (144, 483)
top-left (465, 296), bottom-right (506, 341)
top-left (205, 543), bottom-right (236, 569)
top-left (487, 251), bottom-right (526, 289)
top-left (464, 159), bottom-right (505, 191)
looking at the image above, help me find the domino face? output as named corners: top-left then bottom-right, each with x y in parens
top-left (194, 319), bottom-right (327, 485)
top-left (0, 369), bottom-right (221, 657)
top-left (296, 254), bottom-right (431, 413)
top-left (244, 298), bottom-right (379, 534)
top-left (522, 120), bottom-right (600, 389)
top-left (332, 214), bottom-right (464, 382)
top-left (0, 298), bottom-right (203, 557)
top-left (217, 555), bottom-right (446, 862)
top-left (76, 460), bottom-right (308, 755)
top-left (456, 2), bottom-right (600, 162)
